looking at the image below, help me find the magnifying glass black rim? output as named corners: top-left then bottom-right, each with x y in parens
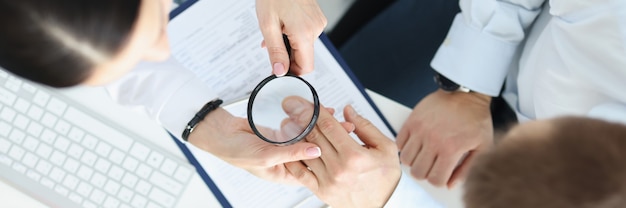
top-left (247, 74), bottom-right (320, 146)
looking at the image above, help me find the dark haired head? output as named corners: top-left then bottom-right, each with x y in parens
top-left (0, 0), bottom-right (141, 87)
top-left (464, 117), bottom-right (626, 208)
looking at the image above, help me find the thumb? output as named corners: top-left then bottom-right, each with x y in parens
top-left (344, 105), bottom-right (392, 149)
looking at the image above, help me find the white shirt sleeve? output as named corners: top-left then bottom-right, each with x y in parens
top-left (104, 57), bottom-right (218, 141)
top-left (430, 0), bottom-right (546, 96)
top-left (383, 172), bottom-right (443, 208)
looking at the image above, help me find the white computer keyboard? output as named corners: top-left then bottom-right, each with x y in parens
top-left (0, 69), bottom-right (195, 208)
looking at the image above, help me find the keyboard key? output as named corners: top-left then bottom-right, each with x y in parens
top-left (5, 76), bottom-right (22, 92)
top-left (23, 136), bottom-right (39, 152)
top-left (130, 143), bottom-right (150, 161)
top-left (95, 142), bottom-right (112, 157)
top-left (68, 127), bottom-right (85, 142)
top-left (54, 119), bottom-right (70, 135)
top-left (8, 130), bottom-right (25, 144)
top-left (35, 143), bottom-right (53, 158)
top-left (8, 145), bottom-right (25, 161)
top-left (108, 166), bottom-right (125, 181)
top-left (22, 152), bottom-right (38, 168)
top-left (135, 180), bottom-right (152, 196)
top-left (0, 88), bottom-right (17, 106)
top-left (0, 138), bottom-right (11, 153)
top-left (118, 187), bottom-right (134, 203)
top-left (147, 151), bottom-right (164, 168)
top-left (90, 189), bottom-right (106, 204)
top-left (131, 195), bottom-right (148, 208)
top-left (77, 181), bottom-right (94, 198)
top-left (40, 129), bottom-right (57, 144)
top-left (0, 107), bottom-right (16, 122)
top-left (110, 149), bottom-right (125, 165)
top-left (91, 173), bottom-right (107, 188)
top-left (50, 150), bottom-right (67, 166)
top-left (68, 143), bottom-right (85, 159)
top-left (21, 82), bottom-right (37, 94)
top-left (35, 160), bottom-right (53, 175)
top-left (13, 98), bottom-right (30, 114)
top-left (149, 187), bottom-right (175, 207)
top-left (121, 173), bottom-right (138, 188)
top-left (53, 136), bottom-right (70, 151)
top-left (65, 107), bottom-right (132, 151)
top-left (94, 158), bottom-right (111, 174)
top-left (136, 164), bottom-right (153, 179)
top-left (62, 175), bottom-right (79, 189)
top-left (13, 114), bottom-right (29, 130)
top-left (26, 122), bottom-right (43, 137)
top-left (0, 154), bottom-right (12, 166)
top-left (26, 105), bottom-right (43, 120)
top-left (0, 121), bottom-right (12, 137)
top-left (122, 157), bottom-right (138, 172)
top-left (49, 167), bottom-right (66, 182)
top-left (103, 196), bottom-right (120, 208)
top-left (63, 158), bottom-right (80, 173)
top-left (82, 134), bottom-right (98, 150)
top-left (77, 165), bottom-right (94, 181)
top-left (80, 151), bottom-right (97, 166)
top-left (33, 91), bottom-right (50, 107)
top-left (104, 180), bottom-right (121, 195)
top-left (41, 112), bottom-right (58, 128)
top-left (46, 97), bottom-right (68, 116)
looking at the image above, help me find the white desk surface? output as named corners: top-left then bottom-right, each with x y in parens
top-left (2, 87), bottom-right (463, 208)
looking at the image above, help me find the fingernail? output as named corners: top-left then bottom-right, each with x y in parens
top-left (346, 105), bottom-right (357, 117)
top-left (306, 147), bottom-right (321, 157)
top-left (283, 97), bottom-right (305, 115)
top-left (349, 123), bottom-right (356, 132)
top-left (273, 63), bottom-right (286, 76)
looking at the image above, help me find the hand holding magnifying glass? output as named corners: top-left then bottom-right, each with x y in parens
top-left (247, 35), bottom-right (320, 145)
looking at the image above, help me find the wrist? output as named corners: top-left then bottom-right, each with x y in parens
top-left (186, 107), bottom-right (233, 151)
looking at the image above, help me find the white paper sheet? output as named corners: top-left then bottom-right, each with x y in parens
top-left (168, 0), bottom-right (397, 207)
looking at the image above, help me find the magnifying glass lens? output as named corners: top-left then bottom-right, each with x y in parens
top-left (248, 75), bottom-right (319, 145)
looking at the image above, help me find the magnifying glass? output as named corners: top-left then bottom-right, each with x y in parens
top-left (246, 36), bottom-right (320, 145)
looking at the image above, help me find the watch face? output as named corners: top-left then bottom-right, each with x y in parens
top-left (434, 73), bottom-right (460, 92)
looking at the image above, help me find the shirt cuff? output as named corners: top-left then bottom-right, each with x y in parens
top-left (430, 14), bottom-right (519, 97)
top-left (105, 57), bottom-right (218, 142)
top-left (383, 172), bottom-right (443, 208)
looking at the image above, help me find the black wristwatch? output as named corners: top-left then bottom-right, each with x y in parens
top-left (433, 72), bottom-right (471, 93)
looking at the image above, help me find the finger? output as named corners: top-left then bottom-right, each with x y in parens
top-left (410, 148), bottom-right (436, 180)
top-left (447, 151), bottom-right (479, 189)
top-left (340, 122), bottom-right (355, 133)
top-left (396, 124), bottom-right (411, 150)
top-left (399, 138), bottom-right (422, 166)
top-left (285, 161), bottom-right (318, 189)
top-left (426, 153), bottom-right (462, 187)
top-left (287, 36), bottom-right (315, 75)
top-left (261, 40), bottom-right (266, 48)
top-left (344, 105), bottom-right (392, 150)
top-left (325, 107), bottom-right (335, 115)
top-left (258, 142), bottom-right (322, 166)
top-left (282, 96), bottom-right (339, 158)
top-left (260, 26), bottom-right (289, 76)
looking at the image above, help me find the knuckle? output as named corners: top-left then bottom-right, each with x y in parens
top-left (410, 167), bottom-right (425, 179)
top-left (316, 118), bottom-right (337, 132)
